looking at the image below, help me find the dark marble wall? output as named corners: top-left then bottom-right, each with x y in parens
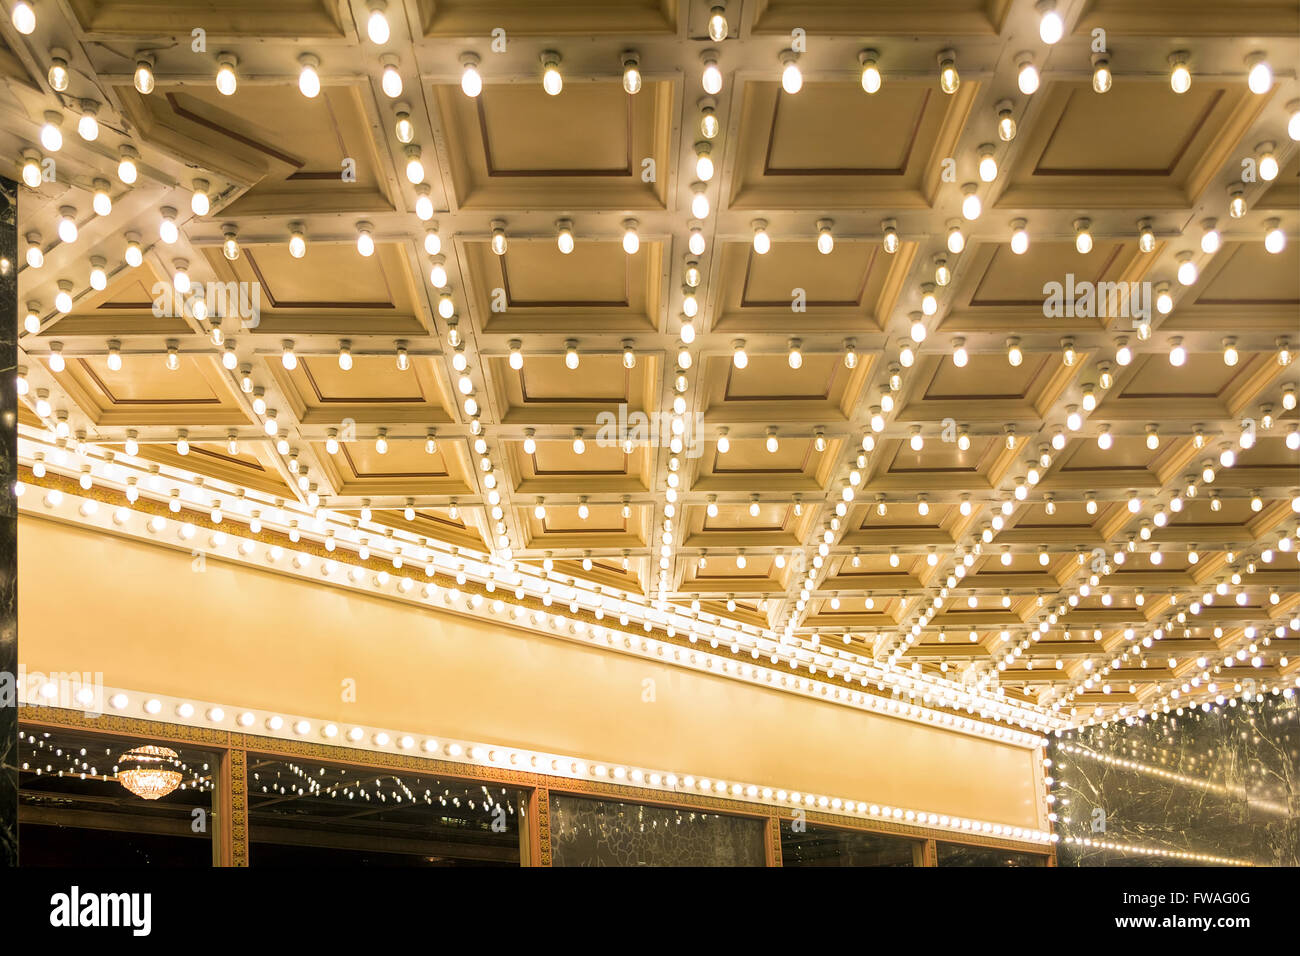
top-left (1050, 695), bottom-right (1300, 867)
top-left (1, 175), bottom-right (16, 867)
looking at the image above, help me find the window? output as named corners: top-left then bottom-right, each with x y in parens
top-left (780, 820), bottom-right (921, 866)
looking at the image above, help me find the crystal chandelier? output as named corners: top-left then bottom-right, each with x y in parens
top-left (117, 745), bottom-right (183, 800)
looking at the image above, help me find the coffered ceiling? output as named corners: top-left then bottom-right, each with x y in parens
top-left (5, 0), bottom-right (1299, 728)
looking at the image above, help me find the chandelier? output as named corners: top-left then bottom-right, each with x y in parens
top-left (117, 744), bottom-right (183, 800)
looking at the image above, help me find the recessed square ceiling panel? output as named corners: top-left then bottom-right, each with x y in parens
top-left (1169, 242), bottom-right (1300, 332)
top-left (730, 81), bottom-right (977, 209)
top-left (505, 439), bottom-right (652, 495)
top-left (50, 353), bottom-right (249, 427)
top-left (41, 264), bottom-right (192, 337)
top-left (750, 0), bottom-right (1010, 34)
top-left (419, 0), bottom-right (680, 35)
top-left (432, 81), bottom-right (671, 210)
top-left (487, 353), bottom-right (658, 425)
top-left (463, 239), bottom-right (662, 334)
top-left (68, 0), bottom-right (345, 35)
top-left (269, 354), bottom-right (457, 426)
top-left (316, 438), bottom-right (474, 497)
top-left (1000, 80), bottom-right (1268, 208)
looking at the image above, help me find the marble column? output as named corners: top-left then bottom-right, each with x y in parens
top-left (0, 175), bottom-right (16, 867)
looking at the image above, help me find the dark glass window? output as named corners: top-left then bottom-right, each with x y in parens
top-left (19, 725), bottom-right (217, 866)
top-left (936, 841), bottom-right (1048, 867)
top-left (780, 820), bottom-right (920, 866)
top-left (549, 793), bottom-right (766, 866)
top-left (247, 753), bottom-right (524, 866)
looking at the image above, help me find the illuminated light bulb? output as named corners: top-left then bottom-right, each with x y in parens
top-left (1127, 492), bottom-right (1141, 513)
top-left (909, 427), bottom-right (924, 452)
top-left (427, 255), bottom-right (450, 288)
top-left (1264, 219), bottom-right (1286, 254)
top-left (1246, 54), bottom-right (1272, 94)
top-left (1168, 337), bottom-right (1186, 367)
top-left (1169, 52), bottom-right (1190, 94)
top-left (947, 223), bottom-right (965, 254)
top-left (1258, 144), bottom-right (1281, 182)
top-left (89, 257), bottom-right (107, 291)
top-left (39, 112), bottom-right (62, 152)
top-left (1145, 425), bottom-right (1160, 450)
top-left (12, 0), bottom-right (35, 34)
top-left (366, 0), bottom-right (390, 44)
top-left (295, 52), bottom-right (322, 98)
top-left (20, 152), bottom-right (41, 189)
top-left (176, 430), bottom-right (190, 455)
top-left (1081, 385), bottom-right (1097, 412)
top-left (56, 207), bottom-right (77, 244)
top-left (1228, 187), bottom-right (1246, 219)
top-left (751, 219), bottom-right (771, 254)
top-left (701, 51), bottom-right (722, 95)
top-left (816, 219), bottom-right (834, 255)
top-left (1219, 445), bottom-right (1235, 468)
top-left (1290, 100), bottom-right (1300, 141)
top-left (393, 107), bottom-right (415, 143)
top-left (898, 341), bottom-right (916, 367)
top-left (780, 50), bottom-right (802, 94)
top-left (288, 225), bottom-right (306, 259)
top-left (1006, 337), bottom-right (1023, 367)
top-left (933, 256), bottom-right (951, 287)
top-left (189, 179), bottom-right (210, 217)
top-left (54, 281), bottom-right (73, 314)
top-left (117, 146), bottom-right (139, 185)
top-left (159, 208), bottom-right (179, 244)
top-left (956, 183), bottom-right (982, 222)
top-left (1096, 426), bottom-right (1112, 450)
top-left (77, 100), bottom-right (99, 141)
top-left (765, 428), bottom-right (779, 454)
top-left (619, 51), bottom-right (642, 95)
top-left (565, 341), bottom-right (580, 370)
top-left (337, 341), bottom-right (353, 372)
top-left (215, 53), bottom-right (238, 95)
top-left (732, 340), bottom-right (748, 369)
top-left (1074, 218), bottom-right (1093, 254)
top-left (1009, 219), bottom-right (1029, 255)
top-left (490, 220), bottom-right (507, 255)
top-left (1283, 386), bottom-right (1296, 410)
top-left (687, 226), bottom-right (707, 259)
top-left (1017, 55), bottom-right (1039, 95)
top-left (92, 179), bottom-right (112, 216)
top-left (993, 101), bottom-right (1017, 144)
top-left (379, 59), bottom-right (404, 100)
top-left (1065, 405), bottom-right (1082, 431)
top-left (787, 338), bottom-right (802, 369)
top-left (1222, 337), bottom-right (1239, 367)
top-left (1287, 424), bottom-right (1300, 450)
top-left (572, 430), bottom-right (586, 454)
top-left (540, 51), bottom-right (563, 95)
top-left (938, 49), bottom-right (959, 94)
top-left (404, 145), bottom-right (425, 183)
top-left (919, 286), bottom-right (937, 319)
top-left (281, 341), bottom-right (297, 371)
top-left (622, 342), bottom-right (637, 370)
top-left (621, 218), bottom-right (640, 255)
top-left (854, 48), bottom-right (883, 94)
top-left (716, 429), bottom-right (730, 454)
top-left (977, 145), bottom-right (999, 183)
top-left (1092, 54), bottom-right (1112, 93)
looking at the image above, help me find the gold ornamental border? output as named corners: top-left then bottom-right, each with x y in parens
top-left (19, 705), bottom-right (1053, 865)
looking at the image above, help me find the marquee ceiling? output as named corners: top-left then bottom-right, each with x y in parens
top-left (6, 0), bottom-right (1299, 728)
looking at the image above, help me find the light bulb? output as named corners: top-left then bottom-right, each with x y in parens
top-left (1176, 255), bottom-right (1197, 286)
top-left (1006, 337), bottom-right (1022, 367)
top-left (1265, 221), bottom-right (1286, 254)
top-left (190, 180), bottom-right (210, 217)
top-left (920, 288), bottom-right (937, 318)
top-left (125, 239), bottom-right (143, 268)
top-left (1169, 338), bottom-right (1186, 367)
top-left (816, 221), bottom-right (834, 254)
top-left (117, 146), bottom-right (139, 184)
top-left (299, 54), bottom-right (322, 98)
top-left (702, 55), bottom-right (722, 95)
top-left (159, 209), bottom-right (178, 244)
top-left (1247, 56), bottom-right (1272, 94)
top-left (1200, 221), bottom-right (1220, 254)
top-left (215, 54), bottom-right (238, 96)
top-left (765, 431), bottom-right (779, 454)
top-left (92, 181), bottom-right (112, 216)
top-left (77, 102), bottom-right (99, 141)
top-left (1017, 59), bottom-right (1039, 95)
top-left (338, 342), bottom-right (352, 371)
top-left (622, 219), bottom-right (640, 254)
top-left (57, 207), bottom-right (77, 244)
top-left (356, 222), bottom-right (375, 257)
top-left (394, 108), bottom-right (414, 143)
top-left (708, 5), bottom-right (727, 41)
top-left (716, 431), bottom-right (730, 454)
top-left (1258, 147), bottom-right (1279, 182)
top-left (752, 220), bottom-right (770, 254)
top-left (491, 222), bottom-right (507, 255)
top-left (405, 147), bottom-right (424, 184)
top-left (938, 51), bottom-right (959, 94)
top-left (952, 338), bottom-right (968, 367)
top-left (780, 52), bottom-right (802, 95)
top-left (732, 342), bottom-right (748, 369)
top-left (281, 343), bottom-right (297, 370)
top-left (1222, 338), bottom-right (1239, 366)
top-left (934, 257), bottom-right (950, 286)
top-left (20, 153), bottom-right (41, 189)
top-left (25, 238), bottom-right (42, 268)
top-left (1169, 53), bottom-right (1190, 94)
top-left (381, 62), bottom-right (402, 99)
top-left (947, 224), bottom-right (965, 254)
top-left (89, 258), bottom-right (106, 290)
top-left (1010, 220), bottom-right (1029, 255)
top-left (1074, 219), bottom-right (1092, 254)
top-left (961, 187), bottom-right (981, 221)
top-left (40, 113), bottom-right (62, 152)
top-left (1092, 56), bottom-right (1112, 93)
top-left (688, 226), bottom-right (706, 256)
top-left (622, 53), bottom-right (641, 95)
top-left (883, 222), bottom-right (900, 253)
top-left (366, 2), bottom-right (390, 44)
top-left (132, 54), bottom-right (155, 94)
top-left (565, 343), bottom-right (579, 370)
top-left (460, 56), bottom-right (482, 97)
top-left (788, 339), bottom-right (802, 369)
top-left (859, 50), bottom-right (881, 93)
top-left (996, 105), bottom-right (1016, 142)
top-left (12, 0), bottom-right (35, 34)
top-left (429, 258), bottom-right (447, 287)
top-left (288, 228), bottom-right (306, 259)
top-left (541, 52), bottom-right (563, 95)
top-left (978, 147), bottom-right (998, 182)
